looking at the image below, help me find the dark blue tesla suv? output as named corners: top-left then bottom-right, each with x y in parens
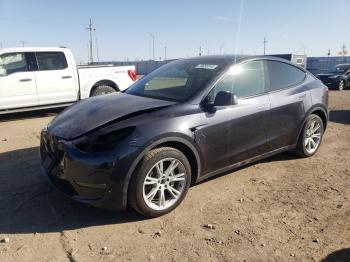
top-left (40, 56), bottom-right (328, 217)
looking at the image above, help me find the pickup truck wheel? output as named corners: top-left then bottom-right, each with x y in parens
top-left (91, 85), bottom-right (116, 96)
top-left (338, 80), bottom-right (345, 91)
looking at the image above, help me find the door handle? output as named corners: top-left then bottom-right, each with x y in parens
top-left (19, 78), bottom-right (32, 82)
top-left (257, 104), bottom-right (268, 109)
top-left (62, 75), bottom-right (72, 79)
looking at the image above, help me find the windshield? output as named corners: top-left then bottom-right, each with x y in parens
top-left (125, 59), bottom-right (229, 102)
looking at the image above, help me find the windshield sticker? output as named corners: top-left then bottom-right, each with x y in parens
top-left (195, 64), bottom-right (218, 70)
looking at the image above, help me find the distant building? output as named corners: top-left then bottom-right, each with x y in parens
top-left (306, 56), bottom-right (350, 75)
top-left (268, 54), bottom-right (307, 69)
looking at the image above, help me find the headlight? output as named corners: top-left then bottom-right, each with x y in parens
top-left (75, 127), bottom-right (135, 152)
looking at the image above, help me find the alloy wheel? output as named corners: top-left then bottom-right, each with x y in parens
top-left (304, 120), bottom-right (322, 154)
top-left (142, 158), bottom-right (186, 211)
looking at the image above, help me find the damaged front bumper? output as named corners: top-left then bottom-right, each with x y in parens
top-left (39, 129), bottom-right (134, 210)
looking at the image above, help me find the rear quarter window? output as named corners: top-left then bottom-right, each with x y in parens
top-left (267, 60), bottom-right (306, 92)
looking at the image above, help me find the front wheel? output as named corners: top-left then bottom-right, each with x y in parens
top-left (129, 147), bottom-right (191, 217)
top-left (295, 114), bottom-right (324, 158)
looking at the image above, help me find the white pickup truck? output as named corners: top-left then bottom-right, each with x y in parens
top-left (0, 47), bottom-right (137, 113)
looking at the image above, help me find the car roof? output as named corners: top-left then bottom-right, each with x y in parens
top-left (336, 63), bottom-right (350, 67)
top-left (181, 54), bottom-right (296, 65)
top-left (0, 47), bottom-right (68, 53)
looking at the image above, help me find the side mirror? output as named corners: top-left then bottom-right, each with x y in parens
top-left (214, 91), bottom-right (238, 106)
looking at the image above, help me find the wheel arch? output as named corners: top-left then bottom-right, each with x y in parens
top-left (310, 107), bottom-right (328, 130)
top-left (296, 105), bottom-right (328, 144)
top-left (122, 137), bottom-right (202, 209)
top-left (89, 79), bottom-right (119, 97)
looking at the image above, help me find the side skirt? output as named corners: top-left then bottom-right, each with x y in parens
top-left (0, 102), bottom-right (74, 115)
top-left (196, 145), bottom-right (296, 183)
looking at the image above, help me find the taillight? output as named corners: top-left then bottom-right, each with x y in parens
top-left (128, 69), bottom-right (137, 81)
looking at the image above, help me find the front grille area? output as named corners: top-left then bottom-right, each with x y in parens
top-left (41, 130), bottom-right (77, 197)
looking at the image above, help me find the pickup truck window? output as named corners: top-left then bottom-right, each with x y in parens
top-left (36, 52), bottom-right (68, 71)
top-left (0, 53), bottom-right (28, 77)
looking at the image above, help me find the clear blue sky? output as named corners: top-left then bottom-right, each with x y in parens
top-left (0, 0), bottom-right (349, 63)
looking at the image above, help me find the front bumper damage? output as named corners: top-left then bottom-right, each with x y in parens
top-left (40, 129), bottom-right (131, 210)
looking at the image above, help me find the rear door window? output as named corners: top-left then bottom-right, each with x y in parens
top-left (36, 52), bottom-right (68, 71)
top-left (0, 53), bottom-right (28, 76)
top-left (266, 60), bottom-right (306, 92)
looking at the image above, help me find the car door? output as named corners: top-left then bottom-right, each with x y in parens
top-left (34, 51), bottom-right (77, 105)
top-left (265, 60), bottom-right (312, 151)
top-left (197, 60), bottom-right (270, 175)
top-left (0, 52), bottom-right (38, 110)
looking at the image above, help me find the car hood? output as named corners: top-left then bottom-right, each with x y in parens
top-left (48, 93), bottom-right (177, 140)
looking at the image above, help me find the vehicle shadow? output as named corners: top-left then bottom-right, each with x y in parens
top-left (0, 108), bottom-right (65, 123)
top-left (320, 248), bottom-right (350, 262)
top-left (0, 147), bottom-right (144, 235)
top-left (329, 110), bottom-right (350, 125)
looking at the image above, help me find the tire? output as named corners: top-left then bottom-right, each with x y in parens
top-left (338, 80), bottom-right (345, 91)
top-left (129, 147), bottom-right (191, 218)
top-left (91, 85), bottom-right (116, 96)
top-left (295, 114), bottom-right (324, 158)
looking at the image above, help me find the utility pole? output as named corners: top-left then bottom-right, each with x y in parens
top-left (199, 46), bottom-right (202, 56)
top-left (164, 46), bottom-right (167, 61)
top-left (95, 37), bottom-right (100, 62)
top-left (220, 43), bottom-right (225, 54)
top-left (341, 43), bottom-right (347, 62)
top-left (19, 41), bottom-right (26, 47)
top-left (147, 32), bottom-right (155, 60)
top-left (87, 44), bottom-right (90, 64)
top-left (263, 37), bottom-right (268, 55)
top-left (86, 18), bottom-right (96, 64)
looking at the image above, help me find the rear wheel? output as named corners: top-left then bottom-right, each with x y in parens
top-left (129, 147), bottom-right (191, 217)
top-left (91, 85), bottom-right (116, 96)
top-left (296, 114), bottom-right (324, 157)
top-left (338, 80), bottom-right (345, 91)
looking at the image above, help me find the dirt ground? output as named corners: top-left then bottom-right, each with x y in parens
top-left (0, 91), bottom-right (349, 262)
